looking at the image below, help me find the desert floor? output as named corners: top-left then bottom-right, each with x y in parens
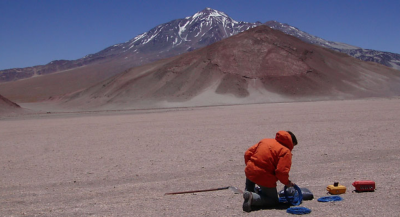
top-left (1, 98), bottom-right (400, 216)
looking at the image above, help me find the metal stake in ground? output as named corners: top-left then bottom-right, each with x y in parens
top-left (164, 186), bottom-right (243, 195)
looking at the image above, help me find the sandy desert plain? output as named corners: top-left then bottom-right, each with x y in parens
top-left (1, 97), bottom-right (400, 216)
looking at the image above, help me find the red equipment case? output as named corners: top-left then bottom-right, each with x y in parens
top-left (352, 180), bottom-right (375, 192)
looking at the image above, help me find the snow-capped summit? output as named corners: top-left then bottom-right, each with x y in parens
top-left (124, 8), bottom-right (253, 50)
top-left (191, 8), bottom-right (230, 19)
top-left (82, 8), bottom-right (258, 66)
top-left (190, 8), bottom-right (238, 26)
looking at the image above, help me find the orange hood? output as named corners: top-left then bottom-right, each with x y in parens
top-left (275, 131), bottom-right (294, 151)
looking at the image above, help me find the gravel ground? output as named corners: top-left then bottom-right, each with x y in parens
top-left (1, 98), bottom-right (399, 216)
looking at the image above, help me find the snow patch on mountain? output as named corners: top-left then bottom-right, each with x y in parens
top-left (265, 21), bottom-right (360, 51)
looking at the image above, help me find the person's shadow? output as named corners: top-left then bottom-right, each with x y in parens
top-left (251, 202), bottom-right (291, 212)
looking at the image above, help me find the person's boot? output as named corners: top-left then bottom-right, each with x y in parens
top-left (242, 191), bottom-right (253, 212)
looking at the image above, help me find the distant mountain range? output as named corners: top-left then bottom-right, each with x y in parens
top-left (264, 21), bottom-right (400, 70)
top-left (0, 8), bottom-right (399, 84)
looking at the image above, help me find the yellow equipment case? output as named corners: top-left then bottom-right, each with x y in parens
top-left (327, 182), bottom-right (346, 195)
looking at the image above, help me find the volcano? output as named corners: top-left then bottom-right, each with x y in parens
top-left (60, 25), bottom-right (400, 110)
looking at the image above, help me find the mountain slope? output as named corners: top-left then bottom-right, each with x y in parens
top-left (61, 25), bottom-right (400, 110)
top-left (265, 21), bottom-right (400, 70)
top-left (0, 94), bottom-right (21, 113)
top-left (340, 49), bottom-right (400, 70)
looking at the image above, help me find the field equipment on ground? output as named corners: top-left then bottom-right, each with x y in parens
top-left (326, 182), bottom-right (346, 195)
top-left (352, 180), bottom-right (375, 192)
top-left (282, 185), bottom-right (313, 215)
top-left (286, 207), bottom-right (312, 215)
top-left (279, 187), bottom-right (314, 201)
top-left (164, 186), bottom-right (243, 195)
top-left (283, 184), bottom-right (303, 206)
top-left (317, 195), bottom-right (343, 202)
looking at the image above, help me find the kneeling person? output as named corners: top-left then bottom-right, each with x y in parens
top-left (243, 131), bottom-right (298, 212)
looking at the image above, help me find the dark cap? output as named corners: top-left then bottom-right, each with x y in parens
top-left (287, 131), bottom-right (297, 146)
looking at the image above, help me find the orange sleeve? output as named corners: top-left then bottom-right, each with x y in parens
top-left (275, 150), bottom-right (292, 185)
top-left (244, 143), bottom-right (259, 165)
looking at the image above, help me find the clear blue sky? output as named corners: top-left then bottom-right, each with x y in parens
top-left (1, 0), bottom-right (399, 70)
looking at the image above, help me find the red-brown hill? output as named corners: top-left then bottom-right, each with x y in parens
top-left (0, 94), bottom-right (21, 114)
top-left (61, 25), bottom-right (400, 110)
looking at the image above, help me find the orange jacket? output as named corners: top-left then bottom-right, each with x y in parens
top-left (244, 131), bottom-right (294, 187)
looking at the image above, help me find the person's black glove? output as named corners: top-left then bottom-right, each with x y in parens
top-left (286, 180), bottom-right (295, 187)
